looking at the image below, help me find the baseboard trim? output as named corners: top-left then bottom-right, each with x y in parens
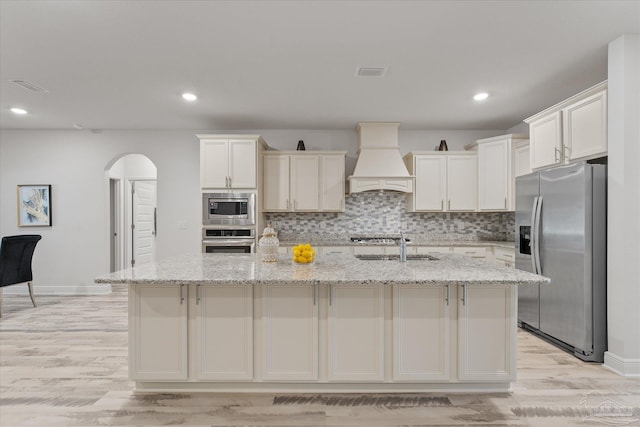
top-left (604, 352), bottom-right (640, 377)
top-left (2, 283), bottom-right (112, 295)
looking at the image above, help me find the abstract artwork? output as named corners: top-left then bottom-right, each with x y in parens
top-left (17, 185), bottom-right (52, 226)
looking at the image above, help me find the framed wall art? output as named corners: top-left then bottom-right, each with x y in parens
top-left (17, 184), bottom-right (52, 227)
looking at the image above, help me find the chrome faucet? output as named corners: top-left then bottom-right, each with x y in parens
top-left (399, 232), bottom-right (407, 262)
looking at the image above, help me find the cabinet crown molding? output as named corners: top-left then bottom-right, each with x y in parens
top-left (263, 150), bottom-right (347, 156)
top-left (464, 134), bottom-right (529, 151)
top-left (196, 134), bottom-right (268, 148)
top-left (524, 80), bottom-right (608, 124)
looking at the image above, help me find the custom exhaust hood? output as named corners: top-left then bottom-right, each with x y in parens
top-left (347, 122), bottom-right (415, 194)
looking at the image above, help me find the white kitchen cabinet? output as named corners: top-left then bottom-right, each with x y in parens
top-left (261, 284), bottom-right (318, 381)
top-left (409, 155), bottom-right (446, 211)
top-left (193, 284), bottom-right (253, 381)
top-left (393, 285), bottom-right (450, 381)
top-left (452, 246), bottom-right (487, 259)
top-left (263, 154), bottom-right (290, 211)
top-left (198, 135), bottom-right (267, 189)
top-left (415, 246), bottom-right (452, 256)
top-left (529, 112), bottom-right (563, 170)
top-left (328, 284), bottom-right (385, 381)
top-left (525, 82), bottom-right (607, 170)
top-left (320, 155), bottom-right (346, 211)
top-left (404, 153), bottom-right (476, 212)
top-left (129, 284), bottom-right (188, 381)
top-left (513, 142), bottom-right (531, 178)
top-left (563, 89), bottom-right (607, 162)
top-left (458, 284), bottom-right (516, 382)
top-left (447, 155), bottom-right (477, 211)
top-left (318, 246), bottom-right (352, 256)
top-left (492, 246), bottom-right (515, 268)
top-left (471, 134), bottom-right (529, 211)
top-left (290, 155), bottom-right (320, 211)
top-left (262, 151), bottom-right (346, 212)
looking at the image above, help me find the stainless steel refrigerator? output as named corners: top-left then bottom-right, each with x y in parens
top-left (515, 162), bottom-right (607, 362)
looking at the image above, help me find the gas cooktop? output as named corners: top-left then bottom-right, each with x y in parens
top-left (349, 236), bottom-right (410, 244)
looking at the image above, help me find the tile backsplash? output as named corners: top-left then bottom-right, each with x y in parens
top-left (266, 192), bottom-right (515, 242)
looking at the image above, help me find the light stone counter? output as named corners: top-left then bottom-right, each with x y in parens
top-left (96, 252), bottom-right (546, 286)
top-left (279, 239), bottom-right (515, 249)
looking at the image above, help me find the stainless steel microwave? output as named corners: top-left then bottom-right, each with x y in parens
top-left (203, 192), bottom-right (255, 226)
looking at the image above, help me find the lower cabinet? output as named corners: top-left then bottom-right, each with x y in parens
top-left (393, 285), bottom-right (450, 381)
top-left (129, 282), bottom-right (516, 387)
top-left (129, 284), bottom-right (188, 381)
top-left (261, 284), bottom-right (319, 381)
top-left (328, 283), bottom-right (385, 381)
top-left (194, 284), bottom-right (253, 380)
top-left (458, 284), bottom-right (516, 382)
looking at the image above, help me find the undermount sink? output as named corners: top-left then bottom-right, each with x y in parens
top-left (354, 254), bottom-right (439, 261)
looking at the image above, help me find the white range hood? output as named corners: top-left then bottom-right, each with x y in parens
top-left (347, 122), bottom-right (414, 194)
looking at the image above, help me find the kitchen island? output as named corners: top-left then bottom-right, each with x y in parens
top-left (96, 253), bottom-right (548, 392)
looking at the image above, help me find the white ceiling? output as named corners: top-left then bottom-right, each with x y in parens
top-left (1, 1), bottom-right (638, 131)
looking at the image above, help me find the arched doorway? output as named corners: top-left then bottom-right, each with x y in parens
top-left (106, 154), bottom-right (157, 272)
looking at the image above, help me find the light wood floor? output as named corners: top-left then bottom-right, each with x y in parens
top-left (1, 286), bottom-right (638, 426)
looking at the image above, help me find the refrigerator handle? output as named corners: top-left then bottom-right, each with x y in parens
top-left (534, 196), bottom-right (543, 274)
top-left (530, 197), bottom-right (539, 274)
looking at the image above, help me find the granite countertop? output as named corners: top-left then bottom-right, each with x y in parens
top-left (95, 253), bottom-right (546, 286)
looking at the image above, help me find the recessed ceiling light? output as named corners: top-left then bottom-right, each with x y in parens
top-left (473, 92), bottom-right (489, 101)
top-left (73, 124), bottom-right (83, 129)
top-left (10, 107), bottom-right (27, 115)
top-left (182, 92), bottom-right (197, 102)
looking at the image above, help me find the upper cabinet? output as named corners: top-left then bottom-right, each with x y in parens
top-left (525, 81), bottom-right (607, 171)
top-left (404, 152), bottom-right (477, 212)
top-left (468, 134), bottom-right (529, 211)
top-left (198, 135), bottom-right (267, 189)
top-left (263, 151), bottom-right (346, 212)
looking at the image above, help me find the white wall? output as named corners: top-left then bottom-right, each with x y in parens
top-left (0, 130), bottom-right (201, 294)
top-left (0, 127), bottom-right (505, 294)
top-left (605, 34), bottom-right (640, 377)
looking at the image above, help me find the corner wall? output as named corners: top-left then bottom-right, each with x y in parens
top-left (605, 34), bottom-right (640, 377)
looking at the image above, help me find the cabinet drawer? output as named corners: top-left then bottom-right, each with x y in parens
top-left (452, 247), bottom-right (487, 258)
top-left (415, 246), bottom-right (452, 255)
top-left (493, 247), bottom-right (515, 263)
top-left (319, 246), bottom-right (353, 256)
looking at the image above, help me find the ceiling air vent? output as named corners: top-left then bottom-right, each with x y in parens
top-left (9, 79), bottom-right (49, 93)
top-left (356, 67), bottom-right (387, 77)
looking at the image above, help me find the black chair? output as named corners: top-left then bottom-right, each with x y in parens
top-left (0, 235), bottom-right (42, 317)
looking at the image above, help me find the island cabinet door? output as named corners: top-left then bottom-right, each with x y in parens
top-left (328, 284), bottom-right (385, 382)
top-left (194, 284), bottom-right (253, 381)
top-left (457, 284), bottom-right (516, 382)
top-left (129, 284), bottom-right (188, 381)
top-left (261, 284), bottom-right (319, 381)
top-left (392, 285), bottom-right (450, 382)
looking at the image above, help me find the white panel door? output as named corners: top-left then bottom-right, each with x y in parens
top-left (478, 140), bottom-right (509, 211)
top-left (320, 155), bottom-right (345, 211)
top-left (530, 112), bottom-right (562, 170)
top-left (195, 285), bottom-right (253, 381)
top-left (200, 140), bottom-right (229, 188)
top-left (228, 139), bottom-right (257, 188)
top-left (393, 285), bottom-right (450, 381)
top-left (262, 284), bottom-right (318, 381)
top-left (132, 180), bottom-right (156, 267)
top-left (130, 284), bottom-right (188, 380)
top-left (328, 284), bottom-right (384, 382)
top-left (414, 156), bottom-right (446, 211)
top-left (290, 155), bottom-right (319, 211)
top-left (514, 144), bottom-right (531, 177)
top-left (263, 155), bottom-right (291, 211)
top-left (447, 155), bottom-right (477, 211)
top-left (564, 90), bottom-right (607, 161)
top-left (458, 284), bottom-right (516, 382)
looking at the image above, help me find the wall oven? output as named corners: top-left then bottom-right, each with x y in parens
top-left (203, 192), bottom-right (255, 226)
top-left (202, 228), bottom-right (255, 254)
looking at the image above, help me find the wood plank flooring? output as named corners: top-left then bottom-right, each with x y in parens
top-left (1, 286), bottom-right (639, 426)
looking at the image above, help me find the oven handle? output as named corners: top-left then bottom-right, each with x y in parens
top-left (202, 239), bottom-right (255, 246)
